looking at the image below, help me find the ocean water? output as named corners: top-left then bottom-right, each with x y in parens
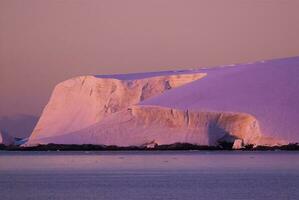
top-left (0, 151), bottom-right (299, 200)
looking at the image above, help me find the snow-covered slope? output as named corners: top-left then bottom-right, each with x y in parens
top-left (142, 57), bottom-right (299, 143)
top-left (27, 57), bottom-right (299, 147)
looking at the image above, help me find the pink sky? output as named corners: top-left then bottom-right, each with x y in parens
top-left (1, 0), bottom-right (299, 117)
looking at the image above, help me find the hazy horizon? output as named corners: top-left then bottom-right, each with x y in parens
top-left (1, 0), bottom-right (299, 118)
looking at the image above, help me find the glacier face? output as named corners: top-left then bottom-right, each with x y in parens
top-left (27, 57), bottom-right (299, 147)
top-left (28, 73), bottom-right (206, 144)
top-left (29, 105), bottom-right (277, 147)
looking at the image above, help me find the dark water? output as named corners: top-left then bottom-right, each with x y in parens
top-left (0, 151), bottom-right (299, 200)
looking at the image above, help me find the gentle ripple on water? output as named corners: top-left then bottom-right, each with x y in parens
top-left (0, 151), bottom-right (299, 200)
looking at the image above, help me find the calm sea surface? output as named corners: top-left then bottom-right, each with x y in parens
top-left (0, 151), bottom-right (299, 200)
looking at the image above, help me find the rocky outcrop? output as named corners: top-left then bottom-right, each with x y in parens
top-left (28, 73), bottom-right (206, 143)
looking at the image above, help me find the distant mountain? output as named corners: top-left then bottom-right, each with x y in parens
top-left (0, 114), bottom-right (38, 138)
top-left (26, 57), bottom-right (299, 148)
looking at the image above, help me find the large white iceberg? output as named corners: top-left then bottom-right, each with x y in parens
top-left (27, 57), bottom-right (299, 147)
